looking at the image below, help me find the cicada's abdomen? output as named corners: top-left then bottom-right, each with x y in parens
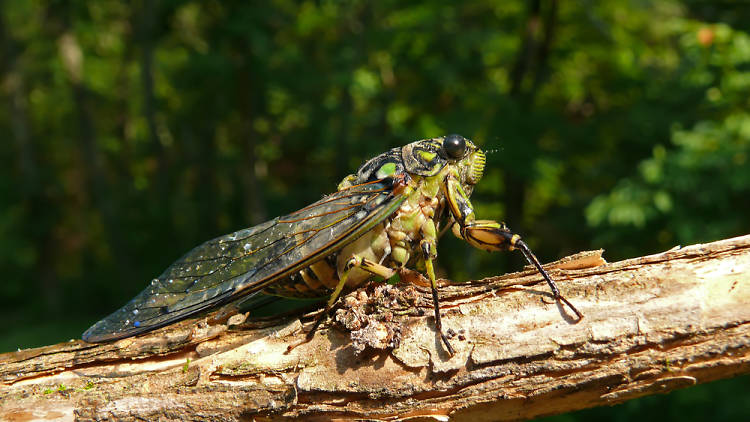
top-left (262, 256), bottom-right (339, 298)
top-left (262, 222), bottom-right (396, 298)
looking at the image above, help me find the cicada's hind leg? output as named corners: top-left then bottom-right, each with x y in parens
top-left (443, 173), bottom-right (583, 321)
top-left (285, 256), bottom-right (396, 354)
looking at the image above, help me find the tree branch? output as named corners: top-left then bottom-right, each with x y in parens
top-left (2, 235), bottom-right (750, 421)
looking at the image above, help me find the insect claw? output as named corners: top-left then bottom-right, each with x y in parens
top-left (285, 339), bottom-right (305, 355)
top-left (558, 295), bottom-right (584, 321)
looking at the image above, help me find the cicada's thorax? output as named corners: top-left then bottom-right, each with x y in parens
top-left (332, 171), bottom-right (446, 289)
top-left (380, 172), bottom-right (444, 268)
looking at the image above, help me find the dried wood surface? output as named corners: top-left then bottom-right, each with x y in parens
top-left (1, 235), bottom-right (750, 421)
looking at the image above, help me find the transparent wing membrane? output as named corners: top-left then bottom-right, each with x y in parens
top-left (83, 179), bottom-right (404, 342)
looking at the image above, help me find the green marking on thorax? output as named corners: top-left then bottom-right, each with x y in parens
top-left (376, 162), bottom-right (397, 179)
top-left (417, 150), bottom-right (437, 162)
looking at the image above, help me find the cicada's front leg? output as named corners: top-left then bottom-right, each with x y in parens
top-left (443, 174), bottom-right (583, 320)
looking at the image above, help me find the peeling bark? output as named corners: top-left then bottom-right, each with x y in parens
top-left (2, 235), bottom-right (749, 421)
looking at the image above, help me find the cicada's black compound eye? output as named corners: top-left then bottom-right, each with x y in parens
top-left (443, 134), bottom-right (466, 159)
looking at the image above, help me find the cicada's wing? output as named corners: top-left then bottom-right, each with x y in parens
top-left (82, 178), bottom-right (406, 342)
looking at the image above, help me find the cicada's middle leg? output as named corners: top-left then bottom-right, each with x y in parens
top-left (443, 173), bottom-right (584, 321)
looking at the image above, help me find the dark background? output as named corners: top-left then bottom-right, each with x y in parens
top-left (1, 0), bottom-right (749, 420)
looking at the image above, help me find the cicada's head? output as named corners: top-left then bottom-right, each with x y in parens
top-left (343, 134), bottom-right (485, 192)
top-left (401, 134), bottom-right (486, 186)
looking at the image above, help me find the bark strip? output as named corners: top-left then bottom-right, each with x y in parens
top-left (2, 235), bottom-right (749, 421)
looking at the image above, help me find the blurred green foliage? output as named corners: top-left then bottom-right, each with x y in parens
top-left (0, 0), bottom-right (748, 419)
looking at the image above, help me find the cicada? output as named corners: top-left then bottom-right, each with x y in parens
top-left (83, 135), bottom-right (581, 354)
